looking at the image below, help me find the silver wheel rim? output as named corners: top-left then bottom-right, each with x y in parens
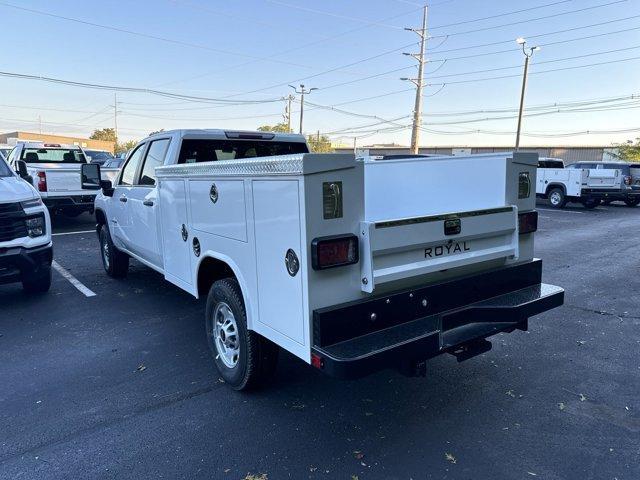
top-left (213, 302), bottom-right (240, 368)
top-left (550, 192), bottom-right (561, 205)
top-left (102, 235), bottom-right (110, 269)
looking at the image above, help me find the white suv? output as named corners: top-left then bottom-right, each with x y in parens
top-left (0, 156), bottom-right (53, 292)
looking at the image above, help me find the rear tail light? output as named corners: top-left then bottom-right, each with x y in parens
top-left (37, 171), bottom-right (47, 192)
top-left (311, 353), bottom-right (324, 369)
top-left (624, 175), bottom-right (632, 186)
top-left (518, 211), bottom-right (538, 235)
top-left (311, 234), bottom-right (359, 270)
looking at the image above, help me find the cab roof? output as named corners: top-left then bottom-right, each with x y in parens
top-left (146, 129), bottom-right (307, 143)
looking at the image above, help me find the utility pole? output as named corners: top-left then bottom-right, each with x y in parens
top-left (38, 115), bottom-right (42, 134)
top-left (515, 37), bottom-right (540, 150)
top-left (285, 94), bottom-right (294, 132)
top-left (401, 5), bottom-right (428, 155)
top-left (113, 93), bottom-right (119, 149)
top-left (289, 84), bottom-right (317, 134)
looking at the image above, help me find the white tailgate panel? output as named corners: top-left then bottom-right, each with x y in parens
top-left (365, 156), bottom-right (507, 221)
top-left (585, 168), bottom-right (619, 188)
top-left (159, 179), bottom-right (192, 286)
top-left (189, 179), bottom-right (247, 242)
top-left (360, 207), bottom-right (518, 293)
top-left (252, 180), bottom-right (305, 346)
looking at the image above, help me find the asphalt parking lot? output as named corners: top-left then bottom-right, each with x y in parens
top-left (1, 203), bottom-right (639, 480)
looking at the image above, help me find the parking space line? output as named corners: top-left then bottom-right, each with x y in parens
top-left (537, 208), bottom-right (584, 215)
top-left (52, 261), bottom-right (97, 297)
top-left (52, 230), bottom-right (96, 237)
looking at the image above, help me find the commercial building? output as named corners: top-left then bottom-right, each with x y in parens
top-left (0, 131), bottom-right (114, 153)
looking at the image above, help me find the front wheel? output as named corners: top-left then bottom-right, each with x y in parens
top-left (582, 198), bottom-right (600, 209)
top-left (548, 188), bottom-right (566, 209)
top-left (205, 278), bottom-right (278, 391)
top-left (99, 225), bottom-right (129, 278)
top-left (22, 266), bottom-right (52, 293)
top-left (624, 198), bottom-right (640, 207)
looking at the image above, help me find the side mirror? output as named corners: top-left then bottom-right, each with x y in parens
top-left (15, 160), bottom-right (29, 178)
top-left (81, 163), bottom-right (101, 190)
top-left (100, 179), bottom-right (114, 197)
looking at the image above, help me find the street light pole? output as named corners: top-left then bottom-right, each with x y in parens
top-left (289, 84), bottom-right (317, 134)
top-left (515, 37), bottom-right (540, 151)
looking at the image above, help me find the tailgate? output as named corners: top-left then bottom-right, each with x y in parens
top-left (583, 168), bottom-right (620, 189)
top-left (29, 165), bottom-right (82, 192)
top-left (359, 206), bottom-right (518, 293)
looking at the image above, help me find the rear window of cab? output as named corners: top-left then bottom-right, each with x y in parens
top-left (21, 148), bottom-right (86, 163)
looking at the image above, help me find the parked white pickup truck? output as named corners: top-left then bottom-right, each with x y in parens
top-left (7, 142), bottom-right (118, 217)
top-left (536, 157), bottom-right (623, 209)
top-left (0, 154), bottom-right (52, 292)
top-left (81, 129), bottom-right (563, 390)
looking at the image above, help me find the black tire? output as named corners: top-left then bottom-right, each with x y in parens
top-left (205, 278), bottom-right (279, 391)
top-left (22, 266), bottom-right (52, 293)
top-left (547, 187), bottom-right (566, 209)
top-left (582, 198), bottom-right (600, 209)
top-left (624, 198), bottom-right (640, 207)
top-left (99, 225), bottom-right (129, 278)
top-left (63, 210), bottom-right (84, 218)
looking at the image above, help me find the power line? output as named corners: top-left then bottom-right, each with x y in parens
top-left (429, 0), bottom-right (628, 39)
top-left (0, 70), bottom-right (285, 104)
top-left (427, 15), bottom-right (640, 54)
top-left (0, 1), bottom-right (312, 69)
top-left (429, 0), bottom-right (573, 30)
top-left (264, 0), bottom-right (407, 30)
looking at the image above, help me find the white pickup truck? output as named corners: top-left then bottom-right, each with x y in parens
top-left (81, 129), bottom-right (564, 390)
top-left (0, 154), bottom-right (53, 292)
top-left (536, 157), bottom-right (623, 209)
top-left (7, 142), bottom-right (118, 217)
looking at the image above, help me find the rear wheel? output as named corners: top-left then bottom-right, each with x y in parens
top-left (22, 266), bottom-right (52, 293)
top-left (548, 188), bottom-right (566, 209)
top-left (624, 198), bottom-right (640, 207)
top-left (582, 198), bottom-right (600, 209)
top-left (99, 225), bottom-right (129, 278)
top-left (205, 278), bottom-right (278, 390)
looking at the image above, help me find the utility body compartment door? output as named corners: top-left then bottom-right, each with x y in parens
top-left (159, 179), bottom-right (192, 290)
top-left (252, 179), bottom-right (306, 347)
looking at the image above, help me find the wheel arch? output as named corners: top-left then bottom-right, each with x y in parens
top-left (545, 183), bottom-right (567, 196)
top-left (95, 208), bottom-right (107, 235)
top-left (195, 254), bottom-right (252, 319)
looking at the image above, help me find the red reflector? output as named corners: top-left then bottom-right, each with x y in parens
top-left (37, 171), bottom-right (47, 192)
top-left (311, 235), bottom-right (359, 270)
top-left (518, 211), bottom-right (538, 234)
top-left (311, 353), bottom-right (324, 369)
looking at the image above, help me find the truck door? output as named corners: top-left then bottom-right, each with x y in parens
top-left (124, 138), bottom-right (170, 268)
top-left (110, 143), bottom-right (146, 249)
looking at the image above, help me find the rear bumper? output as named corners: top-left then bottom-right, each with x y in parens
top-left (311, 259), bottom-right (564, 379)
top-left (0, 243), bottom-right (53, 285)
top-left (581, 188), bottom-right (640, 200)
top-left (43, 195), bottom-right (96, 211)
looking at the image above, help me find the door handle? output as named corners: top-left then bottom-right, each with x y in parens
top-left (119, 195), bottom-right (128, 203)
top-left (143, 200), bottom-right (154, 207)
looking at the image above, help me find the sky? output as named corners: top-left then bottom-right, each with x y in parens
top-left (0, 0), bottom-right (639, 147)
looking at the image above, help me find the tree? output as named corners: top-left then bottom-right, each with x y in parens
top-left (307, 133), bottom-right (333, 153)
top-left (612, 138), bottom-right (640, 162)
top-left (89, 128), bottom-right (116, 143)
top-left (257, 123), bottom-right (291, 133)
top-left (116, 140), bottom-right (138, 154)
